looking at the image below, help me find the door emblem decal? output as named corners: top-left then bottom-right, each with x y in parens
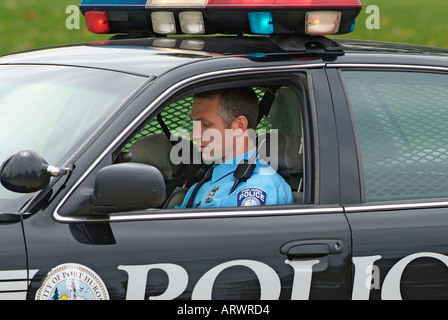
top-left (35, 263), bottom-right (109, 300)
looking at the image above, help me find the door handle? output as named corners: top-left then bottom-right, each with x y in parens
top-left (280, 239), bottom-right (343, 259)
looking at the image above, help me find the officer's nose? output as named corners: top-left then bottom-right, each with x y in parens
top-left (190, 120), bottom-right (202, 141)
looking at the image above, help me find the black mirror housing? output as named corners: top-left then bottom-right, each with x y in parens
top-left (0, 150), bottom-right (50, 193)
top-left (91, 163), bottom-right (166, 212)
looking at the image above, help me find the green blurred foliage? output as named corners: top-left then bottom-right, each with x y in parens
top-left (334, 0), bottom-right (448, 48)
top-left (0, 0), bottom-right (446, 55)
top-left (0, 0), bottom-right (105, 55)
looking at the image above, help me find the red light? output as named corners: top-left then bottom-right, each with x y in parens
top-left (88, 40), bottom-right (111, 46)
top-left (85, 11), bottom-right (110, 34)
top-left (208, 0), bottom-right (275, 5)
top-left (207, 0), bottom-right (362, 8)
top-left (276, 0), bottom-right (362, 7)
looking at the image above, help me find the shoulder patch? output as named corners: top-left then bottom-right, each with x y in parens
top-left (237, 187), bottom-right (267, 206)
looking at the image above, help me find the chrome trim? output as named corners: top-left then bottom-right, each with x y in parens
top-left (53, 63), bottom-right (325, 223)
top-left (344, 201), bottom-right (448, 213)
top-left (55, 206), bottom-right (343, 223)
top-left (328, 63), bottom-right (448, 72)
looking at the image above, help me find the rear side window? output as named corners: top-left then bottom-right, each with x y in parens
top-left (342, 71), bottom-right (448, 202)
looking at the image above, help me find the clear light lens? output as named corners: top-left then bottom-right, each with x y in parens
top-left (148, 0), bottom-right (208, 7)
top-left (151, 11), bottom-right (176, 34)
top-left (305, 11), bottom-right (341, 35)
top-left (179, 11), bottom-right (205, 34)
top-left (248, 12), bottom-right (274, 35)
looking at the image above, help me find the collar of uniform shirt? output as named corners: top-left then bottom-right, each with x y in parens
top-left (210, 147), bottom-right (257, 184)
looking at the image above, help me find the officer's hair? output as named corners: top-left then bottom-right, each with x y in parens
top-left (193, 87), bottom-right (259, 130)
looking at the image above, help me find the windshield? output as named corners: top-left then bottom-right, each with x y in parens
top-left (0, 64), bottom-right (146, 211)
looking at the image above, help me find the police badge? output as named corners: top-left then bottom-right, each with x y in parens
top-left (205, 186), bottom-right (219, 203)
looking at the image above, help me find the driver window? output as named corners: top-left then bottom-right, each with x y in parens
top-left (117, 84), bottom-right (308, 209)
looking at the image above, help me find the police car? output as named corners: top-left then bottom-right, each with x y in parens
top-left (0, 0), bottom-right (448, 301)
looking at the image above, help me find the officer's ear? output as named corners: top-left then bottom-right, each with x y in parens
top-left (231, 115), bottom-right (249, 135)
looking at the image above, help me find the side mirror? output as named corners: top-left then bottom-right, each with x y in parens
top-left (90, 163), bottom-right (166, 213)
top-left (1, 150), bottom-right (53, 193)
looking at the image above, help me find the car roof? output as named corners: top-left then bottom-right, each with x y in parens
top-left (332, 38), bottom-right (448, 68)
top-left (1, 36), bottom-right (448, 76)
top-left (0, 43), bottom-right (213, 77)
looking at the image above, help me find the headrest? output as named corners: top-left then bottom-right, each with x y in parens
top-left (129, 134), bottom-right (175, 180)
top-left (257, 133), bottom-right (302, 178)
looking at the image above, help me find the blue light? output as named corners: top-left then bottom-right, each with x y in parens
top-left (248, 12), bottom-right (274, 35)
top-left (349, 19), bottom-right (356, 32)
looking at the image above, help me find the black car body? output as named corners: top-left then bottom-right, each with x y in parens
top-left (1, 34), bottom-right (448, 300)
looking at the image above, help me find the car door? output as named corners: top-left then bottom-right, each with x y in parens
top-left (332, 66), bottom-right (448, 300)
top-left (0, 217), bottom-right (30, 299)
top-left (25, 65), bottom-right (353, 300)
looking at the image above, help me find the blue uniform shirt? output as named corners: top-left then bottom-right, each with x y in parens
top-left (176, 148), bottom-right (293, 208)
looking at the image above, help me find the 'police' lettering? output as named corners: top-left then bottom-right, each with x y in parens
top-left (118, 264), bottom-right (188, 300)
top-left (192, 260), bottom-right (280, 299)
top-left (352, 255), bottom-right (382, 300)
top-left (381, 252), bottom-right (448, 300)
top-left (118, 251), bottom-right (448, 300)
top-left (285, 259), bottom-right (319, 300)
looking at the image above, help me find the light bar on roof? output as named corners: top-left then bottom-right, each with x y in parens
top-left (206, 0), bottom-right (362, 8)
top-left (81, 0), bottom-right (362, 36)
top-left (81, 0), bottom-right (363, 8)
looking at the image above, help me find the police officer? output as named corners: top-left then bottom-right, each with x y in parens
top-left (176, 87), bottom-right (293, 208)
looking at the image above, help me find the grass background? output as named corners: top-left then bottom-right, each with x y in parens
top-left (0, 0), bottom-right (447, 55)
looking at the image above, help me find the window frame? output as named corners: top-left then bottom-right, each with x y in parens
top-left (117, 75), bottom-right (310, 207)
top-left (54, 66), bottom-right (324, 223)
